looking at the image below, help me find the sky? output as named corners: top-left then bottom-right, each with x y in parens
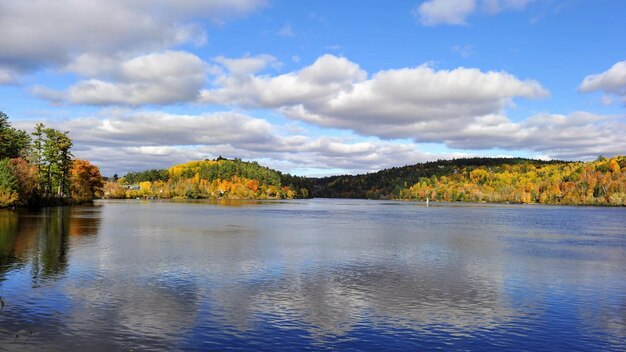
top-left (1, 0), bottom-right (625, 177)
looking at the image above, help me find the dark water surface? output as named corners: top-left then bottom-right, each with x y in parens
top-left (0, 199), bottom-right (624, 351)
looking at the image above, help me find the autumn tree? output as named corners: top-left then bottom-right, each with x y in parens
top-left (70, 159), bottom-right (104, 202)
top-left (106, 158), bottom-right (308, 200)
top-left (397, 157), bottom-right (626, 206)
top-left (0, 158), bottom-right (37, 206)
top-left (0, 158), bottom-right (19, 206)
top-left (8, 158), bottom-right (38, 204)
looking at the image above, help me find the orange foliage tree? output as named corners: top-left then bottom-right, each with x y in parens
top-left (70, 159), bottom-right (104, 202)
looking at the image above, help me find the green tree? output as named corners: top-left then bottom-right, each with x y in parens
top-left (30, 122), bottom-right (46, 187)
top-left (0, 111), bottom-right (31, 159)
top-left (42, 128), bottom-right (73, 197)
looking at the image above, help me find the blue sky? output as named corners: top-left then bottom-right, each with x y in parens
top-left (1, 0), bottom-right (625, 176)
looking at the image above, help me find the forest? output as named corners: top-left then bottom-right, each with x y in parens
top-left (314, 157), bottom-right (626, 206)
top-left (0, 111), bottom-right (103, 208)
top-left (110, 156), bottom-right (626, 206)
top-left (396, 157), bottom-right (626, 205)
top-left (103, 158), bottom-right (311, 200)
top-left (313, 158), bottom-right (561, 198)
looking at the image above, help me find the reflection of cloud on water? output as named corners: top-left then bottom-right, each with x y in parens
top-left (0, 276), bottom-right (201, 350)
top-left (62, 276), bottom-right (200, 343)
top-left (209, 259), bottom-right (518, 337)
top-left (576, 288), bottom-right (626, 348)
top-left (89, 206), bottom-right (522, 339)
top-left (211, 274), bottom-right (365, 336)
top-left (365, 265), bottom-right (517, 333)
top-left (196, 214), bottom-right (522, 338)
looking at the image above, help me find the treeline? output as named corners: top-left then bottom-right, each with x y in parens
top-left (398, 157), bottom-right (626, 205)
top-left (312, 157), bottom-right (626, 206)
top-left (104, 158), bottom-right (311, 200)
top-left (109, 156), bottom-right (626, 205)
top-left (120, 168), bottom-right (168, 184)
top-left (312, 158), bottom-right (563, 199)
top-left (0, 111), bottom-right (103, 207)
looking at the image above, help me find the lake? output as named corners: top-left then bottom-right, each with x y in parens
top-left (0, 199), bottom-right (624, 351)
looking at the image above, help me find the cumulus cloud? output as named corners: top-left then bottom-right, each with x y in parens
top-left (427, 112), bottom-right (626, 160)
top-left (15, 110), bottom-right (442, 176)
top-left (413, 0), bottom-right (533, 26)
top-left (25, 111), bottom-right (274, 148)
top-left (201, 54), bottom-right (548, 139)
top-left (15, 107), bottom-right (624, 176)
top-left (0, 0), bottom-right (266, 83)
top-left (197, 54), bottom-right (626, 162)
top-left (201, 54), bottom-right (367, 107)
top-left (579, 60), bottom-right (626, 104)
top-left (415, 0), bottom-right (476, 25)
top-left (33, 51), bottom-right (207, 106)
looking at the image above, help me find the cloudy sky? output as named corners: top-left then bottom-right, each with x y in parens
top-left (1, 0), bottom-right (625, 176)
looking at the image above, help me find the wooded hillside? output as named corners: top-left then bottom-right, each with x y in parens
top-left (312, 157), bottom-right (626, 206)
top-left (109, 156), bottom-right (626, 205)
top-left (104, 158), bottom-right (311, 200)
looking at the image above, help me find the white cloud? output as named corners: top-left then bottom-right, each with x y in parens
top-left (415, 0), bottom-right (476, 26)
top-left (579, 60), bottom-right (626, 104)
top-left (0, 0), bottom-right (266, 83)
top-left (33, 51), bottom-right (207, 106)
top-left (201, 54), bottom-right (547, 139)
top-left (14, 110), bottom-right (447, 176)
top-left (0, 68), bottom-right (18, 84)
top-left (197, 54), bottom-right (626, 162)
top-left (63, 54), bottom-right (127, 78)
top-left (201, 54), bottom-right (367, 107)
top-left (36, 110), bottom-right (274, 147)
top-left (413, 0), bottom-right (533, 26)
top-left (32, 49), bottom-right (213, 107)
top-left (429, 112), bottom-right (626, 160)
top-left (14, 107), bottom-right (625, 176)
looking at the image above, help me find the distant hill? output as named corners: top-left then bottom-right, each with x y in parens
top-left (104, 158), bottom-right (310, 199)
top-left (312, 157), bottom-right (562, 198)
top-left (107, 156), bottom-right (626, 205)
top-left (312, 156), bottom-right (626, 206)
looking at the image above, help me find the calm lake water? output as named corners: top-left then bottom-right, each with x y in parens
top-left (0, 199), bottom-right (624, 351)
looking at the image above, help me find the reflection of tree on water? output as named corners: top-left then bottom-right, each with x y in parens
top-left (0, 207), bottom-right (101, 284)
top-left (31, 207), bottom-right (71, 283)
top-left (0, 212), bottom-right (24, 281)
